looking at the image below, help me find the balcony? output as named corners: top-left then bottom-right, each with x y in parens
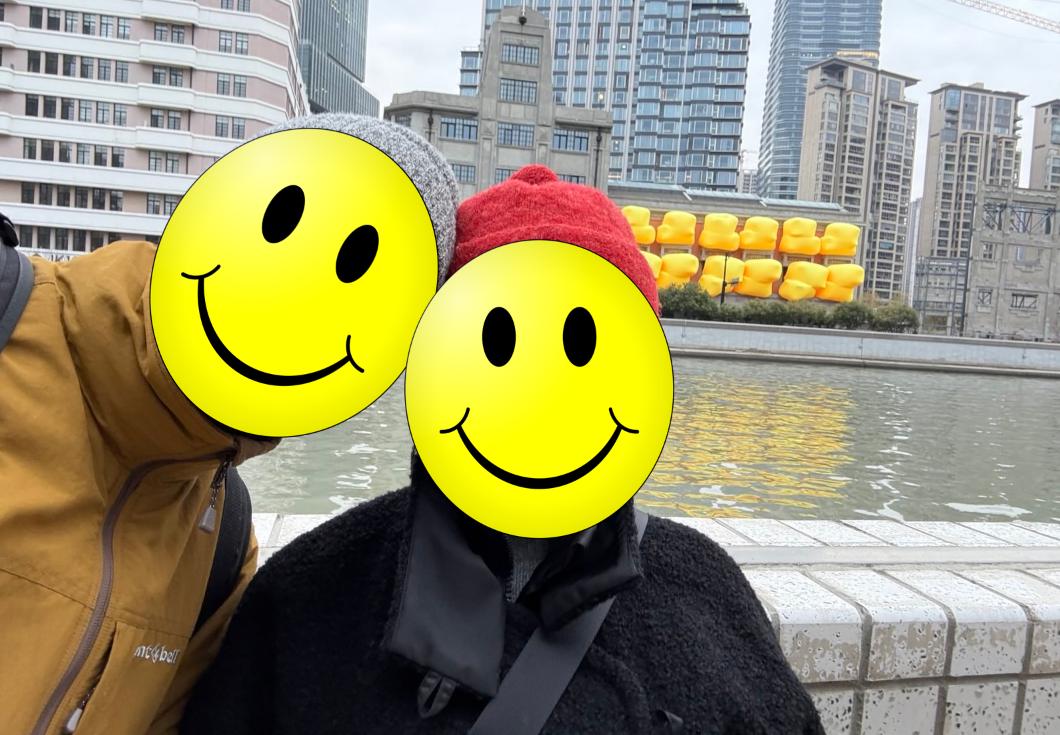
top-left (2, 202), bottom-right (168, 235)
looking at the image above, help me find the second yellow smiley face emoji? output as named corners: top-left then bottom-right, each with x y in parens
top-left (406, 241), bottom-right (674, 538)
top-left (151, 121), bottom-right (455, 437)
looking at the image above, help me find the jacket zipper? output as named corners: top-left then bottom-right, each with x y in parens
top-left (30, 449), bottom-right (235, 735)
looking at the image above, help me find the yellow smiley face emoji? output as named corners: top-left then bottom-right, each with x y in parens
top-left (405, 240), bottom-right (673, 538)
top-left (151, 127), bottom-right (441, 437)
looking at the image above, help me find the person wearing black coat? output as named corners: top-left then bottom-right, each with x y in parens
top-left (181, 455), bottom-right (823, 735)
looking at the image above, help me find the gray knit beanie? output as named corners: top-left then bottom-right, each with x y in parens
top-left (257, 113), bottom-right (458, 285)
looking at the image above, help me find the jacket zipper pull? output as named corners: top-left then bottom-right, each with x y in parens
top-left (198, 454), bottom-right (233, 533)
top-left (62, 688), bottom-right (95, 734)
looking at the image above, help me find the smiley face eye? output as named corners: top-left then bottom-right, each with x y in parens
top-left (482, 307), bottom-right (515, 367)
top-left (563, 307), bottom-right (595, 367)
top-left (261, 184), bottom-right (305, 243)
top-left (336, 224), bottom-right (379, 284)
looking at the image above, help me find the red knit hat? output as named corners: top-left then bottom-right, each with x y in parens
top-left (450, 165), bottom-right (660, 313)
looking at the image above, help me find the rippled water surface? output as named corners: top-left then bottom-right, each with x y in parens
top-left (241, 357), bottom-right (1060, 521)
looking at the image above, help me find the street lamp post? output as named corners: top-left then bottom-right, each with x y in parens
top-left (718, 252), bottom-right (740, 306)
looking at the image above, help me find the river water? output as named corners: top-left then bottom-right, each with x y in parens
top-left (241, 357), bottom-right (1060, 521)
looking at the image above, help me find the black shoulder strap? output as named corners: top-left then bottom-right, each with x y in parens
top-left (0, 243), bottom-right (34, 354)
top-left (469, 510), bottom-right (650, 735)
top-left (194, 466), bottom-right (253, 635)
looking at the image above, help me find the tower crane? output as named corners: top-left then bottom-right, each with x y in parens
top-left (945, 0), bottom-right (1060, 34)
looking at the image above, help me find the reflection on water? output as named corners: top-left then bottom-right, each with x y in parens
top-left (241, 358), bottom-right (1060, 521)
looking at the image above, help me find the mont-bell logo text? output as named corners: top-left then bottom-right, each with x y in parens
top-left (133, 643), bottom-right (182, 665)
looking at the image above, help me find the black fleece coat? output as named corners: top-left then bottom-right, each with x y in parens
top-left (182, 462), bottom-right (822, 735)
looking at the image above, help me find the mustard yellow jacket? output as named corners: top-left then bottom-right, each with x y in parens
top-left (0, 242), bottom-right (273, 734)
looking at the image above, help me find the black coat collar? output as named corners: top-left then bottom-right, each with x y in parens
top-left (382, 456), bottom-right (643, 698)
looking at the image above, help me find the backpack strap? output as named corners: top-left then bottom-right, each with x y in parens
top-left (468, 509), bottom-right (650, 735)
top-left (0, 234), bottom-right (34, 354)
top-left (194, 465), bottom-right (253, 635)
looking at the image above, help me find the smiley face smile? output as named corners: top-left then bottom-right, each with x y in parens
top-left (181, 264), bottom-right (364, 386)
top-left (440, 406), bottom-right (638, 489)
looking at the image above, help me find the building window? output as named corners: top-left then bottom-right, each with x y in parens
top-left (90, 232), bottom-right (105, 251)
top-left (75, 187), bottom-right (88, 208)
top-left (501, 43), bottom-right (540, 66)
top-left (59, 142), bottom-right (72, 163)
top-left (76, 144), bottom-right (89, 165)
top-left (82, 14), bottom-right (95, 35)
top-left (494, 168), bottom-right (515, 184)
top-left (167, 111), bottom-right (182, 130)
top-left (55, 228), bottom-right (69, 248)
top-left (391, 113), bottom-right (411, 127)
top-left (39, 139), bottom-right (53, 160)
top-left (78, 100), bottom-right (92, 122)
top-left (44, 52), bottom-right (58, 75)
top-left (219, 31), bottom-right (233, 53)
top-left (165, 152), bottom-right (182, 173)
top-left (42, 96), bottom-right (56, 118)
top-left (25, 95), bottom-right (39, 117)
top-left (558, 174), bottom-right (587, 184)
top-left (152, 66), bottom-right (166, 85)
top-left (164, 195), bottom-right (180, 216)
top-left (217, 73), bottom-right (231, 95)
top-left (117, 18), bottom-right (130, 40)
top-left (497, 122), bottom-right (534, 148)
top-left (21, 182), bottom-right (34, 204)
top-left (221, 0), bottom-right (233, 8)
top-left (109, 191), bottom-right (123, 212)
top-left (29, 7), bottom-right (42, 28)
top-left (116, 61), bottom-right (129, 83)
top-left (57, 188), bottom-right (70, 206)
top-left (63, 54), bottom-right (76, 76)
top-left (238, 0), bottom-right (250, 10)
top-left (154, 23), bottom-right (169, 42)
top-left (1010, 292), bottom-right (1038, 311)
top-left (147, 193), bottom-right (162, 215)
top-left (80, 57), bottom-right (93, 79)
top-left (499, 78), bottom-right (537, 104)
top-left (27, 50), bottom-right (41, 74)
top-left (150, 108), bottom-right (164, 127)
top-left (95, 103), bottom-right (108, 125)
top-left (553, 128), bottom-right (590, 152)
top-left (215, 116), bottom-right (230, 138)
top-left (111, 147), bottom-right (125, 168)
top-left (100, 15), bottom-right (113, 37)
top-left (171, 25), bottom-right (185, 44)
top-left (92, 188), bottom-right (106, 210)
top-left (169, 67), bottom-right (184, 87)
top-left (94, 146), bottom-right (107, 166)
top-left (233, 75), bottom-right (247, 97)
top-left (977, 288), bottom-right (992, 307)
top-left (235, 33), bottom-right (248, 55)
top-left (22, 138), bottom-right (36, 160)
top-left (439, 116), bottom-right (478, 141)
top-left (451, 163), bottom-right (476, 184)
top-left (38, 183), bottom-right (53, 206)
top-left (232, 117), bottom-right (246, 139)
top-left (149, 151), bottom-right (163, 172)
top-left (97, 59), bottom-right (111, 81)
top-left (114, 104), bottom-right (127, 126)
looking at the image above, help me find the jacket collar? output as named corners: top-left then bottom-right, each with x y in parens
top-left (382, 455), bottom-right (643, 697)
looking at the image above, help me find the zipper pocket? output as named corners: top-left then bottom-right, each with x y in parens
top-left (61, 635), bottom-right (114, 734)
top-left (198, 452), bottom-right (235, 533)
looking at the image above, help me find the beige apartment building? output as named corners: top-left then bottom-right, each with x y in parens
top-left (797, 57), bottom-right (917, 302)
top-left (1030, 99), bottom-right (1060, 192)
top-left (384, 8), bottom-right (611, 198)
top-left (964, 185), bottom-right (1060, 342)
top-left (0, 0), bottom-right (307, 258)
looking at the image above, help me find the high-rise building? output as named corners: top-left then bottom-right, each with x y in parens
top-left (757, 0), bottom-right (882, 200)
top-left (298, 0), bottom-right (378, 115)
top-left (798, 57), bottom-right (917, 301)
top-left (917, 83), bottom-right (1023, 261)
top-left (1, 1), bottom-right (307, 259)
top-left (386, 8), bottom-right (611, 198)
top-left (913, 83), bottom-right (1024, 335)
top-left (904, 197), bottom-right (921, 302)
top-left (736, 166), bottom-right (757, 194)
top-left (460, 0), bottom-right (752, 189)
top-left (1030, 99), bottom-right (1060, 192)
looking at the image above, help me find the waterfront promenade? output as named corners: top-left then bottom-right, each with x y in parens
top-left (663, 319), bottom-right (1060, 378)
top-left (253, 513), bottom-right (1060, 735)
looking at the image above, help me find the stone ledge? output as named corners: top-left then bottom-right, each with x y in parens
top-left (253, 513), bottom-right (1060, 735)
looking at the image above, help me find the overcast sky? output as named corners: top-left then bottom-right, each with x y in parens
top-left (364, 0), bottom-right (1059, 197)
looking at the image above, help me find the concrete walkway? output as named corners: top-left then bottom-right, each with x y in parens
top-left (253, 513), bottom-right (1060, 735)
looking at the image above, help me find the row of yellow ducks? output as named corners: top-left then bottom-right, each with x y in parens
top-left (621, 207), bottom-right (861, 257)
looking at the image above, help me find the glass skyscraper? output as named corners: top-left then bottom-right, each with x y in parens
top-left (299, 0), bottom-right (379, 115)
top-left (462, 0), bottom-right (751, 189)
top-left (757, 0), bottom-right (882, 199)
